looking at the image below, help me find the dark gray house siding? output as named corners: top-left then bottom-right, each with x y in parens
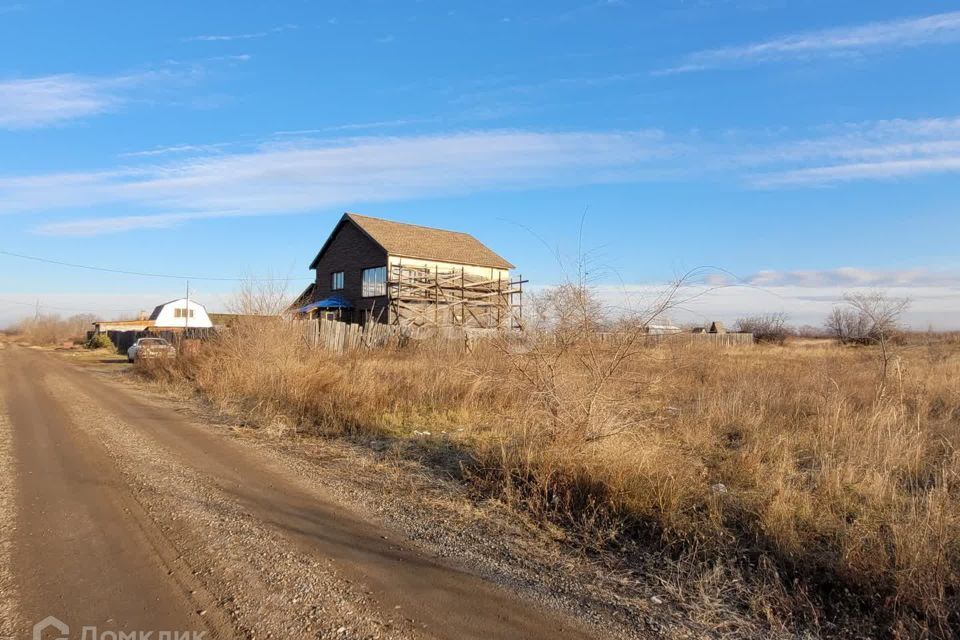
top-left (310, 221), bottom-right (390, 323)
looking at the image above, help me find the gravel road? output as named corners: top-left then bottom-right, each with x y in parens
top-left (1, 345), bottom-right (655, 640)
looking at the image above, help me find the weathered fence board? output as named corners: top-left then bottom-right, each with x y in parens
top-left (595, 332), bottom-right (755, 347)
top-left (302, 319), bottom-right (753, 354)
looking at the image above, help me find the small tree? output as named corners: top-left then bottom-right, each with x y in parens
top-left (228, 276), bottom-right (292, 316)
top-left (527, 282), bottom-right (606, 346)
top-left (844, 292), bottom-right (909, 342)
top-left (734, 312), bottom-right (791, 344)
top-left (796, 324), bottom-right (829, 339)
top-left (826, 291), bottom-right (910, 398)
top-left (85, 332), bottom-right (115, 350)
top-left (826, 293), bottom-right (909, 346)
top-left (825, 307), bottom-right (870, 344)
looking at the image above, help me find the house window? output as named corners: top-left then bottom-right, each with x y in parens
top-left (362, 266), bottom-right (387, 297)
top-left (331, 271), bottom-right (344, 290)
top-left (173, 308), bottom-right (195, 318)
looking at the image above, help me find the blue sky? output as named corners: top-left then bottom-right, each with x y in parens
top-left (1, 0), bottom-right (959, 327)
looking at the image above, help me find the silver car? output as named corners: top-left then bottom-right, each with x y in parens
top-left (127, 337), bottom-right (177, 363)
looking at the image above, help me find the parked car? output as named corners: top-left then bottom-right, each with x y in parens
top-left (127, 337), bottom-right (177, 363)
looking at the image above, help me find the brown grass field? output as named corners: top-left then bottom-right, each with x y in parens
top-left (135, 318), bottom-right (960, 638)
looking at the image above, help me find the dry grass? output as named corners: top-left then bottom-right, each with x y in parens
top-left (142, 318), bottom-right (960, 638)
top-left (6, 312), bottom-right (96, 346)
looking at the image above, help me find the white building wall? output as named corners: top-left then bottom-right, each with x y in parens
top-left (388, 256), bottom-right (510, 282)
top-left (153, 298), bottom-right (213, 329)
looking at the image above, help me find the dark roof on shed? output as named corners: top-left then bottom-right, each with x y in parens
top-left (309, 213), bottom-right (514, 270)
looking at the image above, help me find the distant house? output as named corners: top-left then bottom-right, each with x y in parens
top-left (93, 299), bottom-right (213, 334)
top-left (295, 213), bottom-right (521, 328)
top-left (90, 299), bottom-right (214, 351)
top-left (709, 321), bottom-right (727, 334)
top-left (148, 298), bottom-right (213, 329)
top-left (93, 300), bottom-right (213, 334)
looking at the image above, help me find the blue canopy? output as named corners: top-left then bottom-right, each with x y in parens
top-left (296, 295), bottom-right (353, 313)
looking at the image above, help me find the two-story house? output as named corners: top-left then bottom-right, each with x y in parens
top-left (295, 213), bottom-right (518, 328)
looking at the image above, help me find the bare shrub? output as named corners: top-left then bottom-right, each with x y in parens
top-left (735, 312), bottom-right (791, 344)
top-left (825, 292), bottom-right (911, 399)
top-left (825, 306), bottom-right (869, 344)
top-left (227, 276), bottom-right (291, 316)
top-left (825, 291), bottom-right (910, 346)
top-left (795, 324), bottom-right (830, 339)
top-left (12, 312), bottom-right (96, 345)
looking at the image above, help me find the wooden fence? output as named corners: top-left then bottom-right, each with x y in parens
top-left (302, 319), bottom-right (754, 354)
top-left (594, 332), bottom-right (755, 347)
top-left (304, 318), bottom-right (409, 352)
top-left (91, 327), bottom-right (217, 353)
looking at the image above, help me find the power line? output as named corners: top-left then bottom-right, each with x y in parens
top-left (0, 249), bottom-right (311, 282)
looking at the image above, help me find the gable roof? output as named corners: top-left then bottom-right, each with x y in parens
top-left (309, 213), bottom-right (514, 270)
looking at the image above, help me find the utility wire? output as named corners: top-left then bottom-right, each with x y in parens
top-left (0, 249), bottom-right (310, 282)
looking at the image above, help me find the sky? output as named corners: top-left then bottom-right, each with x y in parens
top-left (1, 0), bottom-right (959, 328)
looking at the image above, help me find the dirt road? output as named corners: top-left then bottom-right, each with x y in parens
top-left (0, 345), bottom-right (603, 640)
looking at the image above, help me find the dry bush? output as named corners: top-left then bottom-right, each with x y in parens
top-left (826, 292), bottom-right (910, 346)
top-left (735, 313), bottom-right (792, 345)
top-left (11, 312), bottom-right (96, 345)
top-left (139, 287), bottom-right (960, 638)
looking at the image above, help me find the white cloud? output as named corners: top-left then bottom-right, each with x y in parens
top-left (596, 274), bottom-right (960, 329)
top-left (742, 267), bottom-right (960, 288)
top-left (8, 113), bottom-right (960, 234)
top-left (751, 156), bottom-right (960, 187)
top-left (119, 143), bottom-right (232, 158)
top-left (2, 130), bottom-right (669, 235)
top-left (0, 69), bottom-right (195, 130)
top-left (183, 24), bottom-right (297, 42)
top-left (34, 211), bottom-right (240, 236)
top-left (676, 284), bottom-right (960, 329)
top-left (657, 10), bottom-right (960, 74)
top-left (0, 74), bottom-right (127, 129)
top-left (204, 54), bottom-right (253, 63)
top-left (273, 118), bottom-right (439, 136)
top-left (739, 116), bottom-right (960, 187)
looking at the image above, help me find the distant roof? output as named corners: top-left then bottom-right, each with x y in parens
top-left (309, 213), bottom-right (514, 270)
top-left (93, 319), bottom-right (155, 327)
top-left (282, 282), bottom-right (316, 315)
top-left (148, 298), bottom-right (207, 321)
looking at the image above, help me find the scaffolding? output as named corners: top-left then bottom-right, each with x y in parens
top-left (388, 265), bottom-right (524, 329)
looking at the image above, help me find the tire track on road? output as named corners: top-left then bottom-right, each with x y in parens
top-left (0, 369), bottom-right (21, 640)
top-left (43, 369), bottom-right (410, 639)
top-left (40, 347), bottom-right (600, 640)
top-left (2, 347), bottom-right (227, 640)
